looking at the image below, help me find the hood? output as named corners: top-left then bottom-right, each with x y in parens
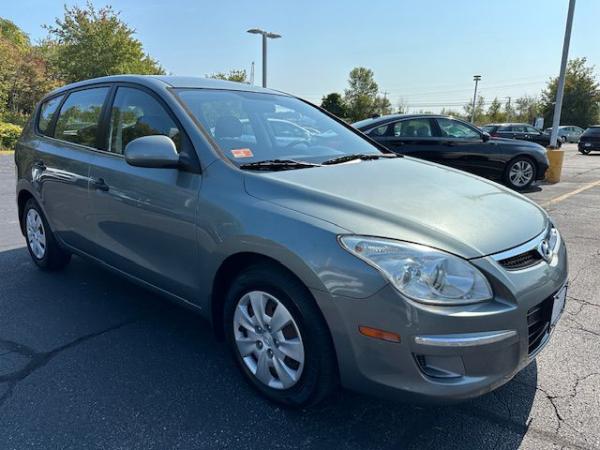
top-left (244, 158), bottom-right (548, 259)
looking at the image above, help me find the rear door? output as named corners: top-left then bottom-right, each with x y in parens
top-left (33, 86), bottom-right (110, 253)
top-left (88, 85), bottom-right (202, 299)
top-left (376, 118), bottom-right (442, 160)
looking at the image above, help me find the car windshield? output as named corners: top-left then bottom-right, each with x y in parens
top-left (175, 89), bottom-right (383, 165)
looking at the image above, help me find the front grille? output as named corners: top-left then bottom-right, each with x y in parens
top-left (499, 250), bottom-right (543, 270)
top-left (527, 296), bottom-right (553, 355)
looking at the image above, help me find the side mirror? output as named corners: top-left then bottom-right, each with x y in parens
top-left (482, 132), bottom-right (491, 142)
top-left (124, 135), bottom-right (180, 169)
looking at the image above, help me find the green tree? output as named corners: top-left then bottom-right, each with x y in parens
top-left (540, 58), bottom-right (600, 128)
top-left (344, 67), bottom-right (380, 122)
top-left (514, 95), bottom-right (540, 124)
top-left (463, 96), bottom-right (486, 124)
top-left (44, 2), bottom-right (164, 83)
top-left (374, 95), bottom-right (392, 116)
top-left (320, 92), bottom-right (346, 118)
top-left (0, 19), bottom-right (59, 123)
top-left (208, 69), bottom-right (248, 83)
top-left (486, 97), bottom-right (505, 123)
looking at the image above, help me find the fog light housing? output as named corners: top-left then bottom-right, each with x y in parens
top-left (414, 354), bottom-right (465, 379)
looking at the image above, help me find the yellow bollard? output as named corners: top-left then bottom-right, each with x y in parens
top-left (545, 147), bottom-right (565, 183)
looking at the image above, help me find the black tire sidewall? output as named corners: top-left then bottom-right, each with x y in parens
top-left (223, 265), bottom-right (335, 407)
top-left (505, 157), bottom-right (536, 190)
top-left (22, 199), bottom-right (69, 270)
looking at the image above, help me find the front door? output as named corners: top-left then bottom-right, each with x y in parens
top-left (89, 86), bottom-right (201, 299)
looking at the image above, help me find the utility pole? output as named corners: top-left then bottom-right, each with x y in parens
top-left (247, 29), bottom-right (282, 88)
top-left (550, 0), bottom-right (576, 148)
top-left (471, 75), bottom-right (482, 124)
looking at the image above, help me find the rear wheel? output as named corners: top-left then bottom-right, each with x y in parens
top-left (560, 135), bottom-right (567, 143)
top-left (23, 199), bottom-right (71, 270)
top-left (505, 157), bottom-right (536, 190)
top-left (224, 264), bottom-right (337, 407)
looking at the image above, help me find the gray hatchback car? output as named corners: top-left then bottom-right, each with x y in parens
top-left (15, 76), bottom-right (568, 407)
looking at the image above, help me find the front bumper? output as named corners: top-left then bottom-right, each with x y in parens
top-left (313, 237), bottom-right (568, 403)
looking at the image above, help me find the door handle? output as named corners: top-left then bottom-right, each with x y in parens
top-left (90, 177), bottom-right (109, 191)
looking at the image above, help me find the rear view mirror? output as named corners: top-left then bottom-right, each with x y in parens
top-left (124, 135), bottom-right (180, 169)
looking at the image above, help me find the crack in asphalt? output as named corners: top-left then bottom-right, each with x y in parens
top-left (0, 318), bottom-right (138, 409)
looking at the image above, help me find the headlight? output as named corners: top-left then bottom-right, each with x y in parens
top-left (339, 236), bottom-right (493, 305)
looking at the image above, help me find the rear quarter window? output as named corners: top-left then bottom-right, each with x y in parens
top-left (37, 95), bottom-right (64, 135)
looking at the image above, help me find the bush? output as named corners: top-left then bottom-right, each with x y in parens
top-left (0, 122), bottom-right (23, 150)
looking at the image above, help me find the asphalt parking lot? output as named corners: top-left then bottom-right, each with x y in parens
top-left (0, 144), bottom-right (599, 450)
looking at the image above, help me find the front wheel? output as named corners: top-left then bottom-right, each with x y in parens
top-left (579, 148), bottom-right (591, 155)
top-left (224, 264), bottom-right (337, 407)
top-left (23, 199), bottom-right (71, 270)
top-left (505, 157), bottom-right (536, 190)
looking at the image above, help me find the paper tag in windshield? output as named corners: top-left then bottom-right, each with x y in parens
top-left (231, 148), bottom-right (254, 158)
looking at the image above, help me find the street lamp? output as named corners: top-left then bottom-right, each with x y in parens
top-left (550, 0), bottom-right (576, 148)
top-left (247, 28), bottom-right (282, 88)
top-left (471, 75), bottom-right (482, 124)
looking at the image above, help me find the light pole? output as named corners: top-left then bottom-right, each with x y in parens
top-left (247, 28), bottom-right (282, 88)
top-left (471, 75), bottom-right (482, 124)
top-left (550, 0), bottom-right (576, 148)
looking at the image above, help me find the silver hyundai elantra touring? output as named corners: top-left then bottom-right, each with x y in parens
top-left (15, 76), bottom-right (568, 407)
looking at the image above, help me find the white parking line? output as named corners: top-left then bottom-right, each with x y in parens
top-left (541, 180), bottom-right (600, 208)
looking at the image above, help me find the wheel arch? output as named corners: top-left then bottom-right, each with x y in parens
top-left (17, 188), bottom-right (35, 236)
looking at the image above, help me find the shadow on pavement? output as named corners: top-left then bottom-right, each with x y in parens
top-left (0, 247), bottom-right (537, 449)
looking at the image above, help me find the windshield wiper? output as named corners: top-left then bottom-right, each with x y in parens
top-left (239, 159), bottom-right (322, 171)
top-left (321, 153), bottom-right (400, 165)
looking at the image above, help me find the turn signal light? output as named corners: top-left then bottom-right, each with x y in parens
top-left (359, 326), bottom-right (401, 343)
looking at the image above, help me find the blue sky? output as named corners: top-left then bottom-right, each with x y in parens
top-left (3, 0), bottom-right (599, 112)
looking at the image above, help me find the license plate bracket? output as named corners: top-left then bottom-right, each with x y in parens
top-left (551, 284), bottom-right (567, 327)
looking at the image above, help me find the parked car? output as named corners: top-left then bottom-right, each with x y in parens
top-left (16, 76), bottom-right (568, 407)
top-left (481, 123), bottom-right (560, 147)
top-left (578, 125), bottom-right (600, 154)
top-left (354, 114), bottom-right (549, 190)
top-left (543, 125), bottom-right (584, 143)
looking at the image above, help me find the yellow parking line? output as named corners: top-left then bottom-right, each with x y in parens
top-left (542, 180), bottom-right (600, 208)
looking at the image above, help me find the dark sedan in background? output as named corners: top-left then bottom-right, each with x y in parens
top-left (354, 115), bottom-right (549, 190)
top-left (481, 123), bottom-right (559, 148)
top-left (578, 126), bottom-right (600, 154)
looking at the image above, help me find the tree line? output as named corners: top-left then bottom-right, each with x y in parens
top-left (321, 58), bottom-right (600, 128)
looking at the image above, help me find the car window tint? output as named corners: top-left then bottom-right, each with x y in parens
top-left (38, 95), bottom-right (64, 135)
top-left (369, 124), bottom-right (389, 137)
top-left (54, 88), bottom-right (109, 147)
top-left (108, 87), bottom-right (181, 154)
top-left (512, 125), bottom-right (527, 133)
top-left (393, 119), bottom-right (434, 137)
top-left (525, 126), bottom-right (539, 133)
top-left (498, 125), bottom-right (511, 131)
top-left (437, 118), bottom-right (480, 139)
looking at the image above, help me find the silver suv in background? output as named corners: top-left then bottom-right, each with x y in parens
top-left (544, 125), bottom-right (584, 143)
top-left (15, 76), bottom-right (568, 407)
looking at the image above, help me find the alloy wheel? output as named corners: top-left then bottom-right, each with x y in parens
top-left (509, 160), bottom-right (534, 188)
top-left (233, 290), bottom-right (305, 390)
top-left (26, 209), bottom-right (46, 259)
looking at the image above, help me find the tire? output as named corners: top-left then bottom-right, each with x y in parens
top-left (23, 198), bottom-right (71, 270)
top-left (223, 263), bottom-right (337, 408)
top-left (560, 136), bottom-right (567, 143)
top-left (579, 148), bottom-right (591, 155)
top-left (504, 157), bottom-right (537, 190)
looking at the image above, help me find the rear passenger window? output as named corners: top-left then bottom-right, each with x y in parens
top-left (108, 87), bottom-right (181, 154)
top-left (393, 119), bottom-right (434, 137)
top-left (38, 95), bottom-right (64, 135)
top-left (54, 88), bottom-right (109, 147)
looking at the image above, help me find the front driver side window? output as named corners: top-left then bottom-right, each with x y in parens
top-left (437, 118), bottom-right (481, 139)
top-left (108, 87), bottom-right (181, 154)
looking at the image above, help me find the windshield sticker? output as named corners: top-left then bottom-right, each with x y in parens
top-left (231, 148), bottom-right (254, 158)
